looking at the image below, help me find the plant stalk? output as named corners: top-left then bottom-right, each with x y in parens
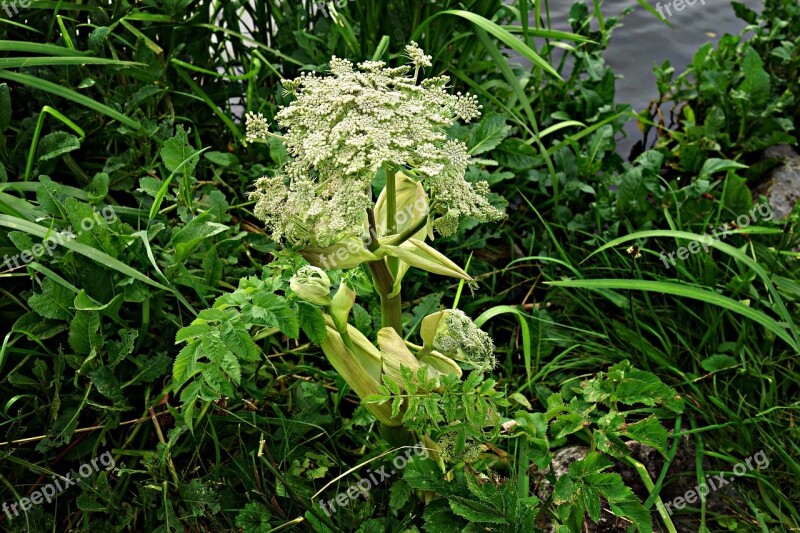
top-left (366, 208), bottom-right (403, 335)
top-left (385, 164), bottom-right (399, 277)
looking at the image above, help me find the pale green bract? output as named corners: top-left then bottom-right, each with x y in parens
top-left (248, 43), bottom-right (503, 247)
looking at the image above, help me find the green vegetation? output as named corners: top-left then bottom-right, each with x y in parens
top-left (0, 1), bottom-right (797, 532)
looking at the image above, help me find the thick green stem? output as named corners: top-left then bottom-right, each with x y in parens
top-left (366, 208), bottom-right (403, 336)
top-left (384, 164), bottom-right (399, 278)
top-left (380, 293), bottom-right (403, 335)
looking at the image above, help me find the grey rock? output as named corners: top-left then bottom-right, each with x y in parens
top-left (753, 145), bottom-right (800, 220)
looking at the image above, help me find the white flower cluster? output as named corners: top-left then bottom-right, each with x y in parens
top-left (250, 46), bottom-right (502, 246)
top-left (244, 112), bottom-right (270, 144)
top-left (432, 309), bottom-right (496, 372)
top-left (405, 41), bottom-right (432, 68)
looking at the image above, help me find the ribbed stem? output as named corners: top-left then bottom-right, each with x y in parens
top-left (366, 208), bottom-right (403, 336)
top-left (385, 164), bottom-right (399, 278)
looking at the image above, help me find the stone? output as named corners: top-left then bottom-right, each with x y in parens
top-left (753, 145), bottom-right (800, 220)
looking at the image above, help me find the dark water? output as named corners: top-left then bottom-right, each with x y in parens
top-left (541, 0), bottom-right (763, 155)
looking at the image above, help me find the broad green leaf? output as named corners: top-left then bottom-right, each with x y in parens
top-left (86, 172), bottom-right (109, 203)
top-left (587, 472), bottom-right (653, 533)
top-left (621, 416), bottom-right (669, 454)
top-left (28, 277), bottom-right (74, 320)
top-left (69, 310), bottom-right (102, 355)
top-left (161, 125), bottom-right (199, 176)
top-left (698, 158), bottom-right (748, 181)
top-left (89, 366), bottom-right (125, 405)
top-left (296, 302), bottom-right (326, 344)
top-left (739, 47), bottom-right (771, 105)
top-left (463, 112), bottom-right (512, 155)
top-left (701, 354), bottom-right (738, 372)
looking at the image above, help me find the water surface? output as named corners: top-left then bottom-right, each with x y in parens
top-left (542, 0), bottom-right (763, 154)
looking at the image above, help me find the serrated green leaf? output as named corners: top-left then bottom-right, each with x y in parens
top-left (69, 310), bottom-right (102, 355)
top-left (553, 474), bottom-right (574, 504)
top-left (297, 302), bottom-right (326, 344)
top-left (449, 497), bottom-right (506, 524)
top-left (581, 485), bottom-right (601, 523)
top-left (248, 292), bottom-right (299, 337)
top-left (176, 323), bottom-right (215, 343)
top-left (586, 472), bottom-right (653, 533)
top-left (201, 333), bottom-right (230, 364)
top-left (382, 373), bottom-right (402, 396)
top-left (551, 413), bottom-right (584, 439)
top-left (89, 366), bottom-right (126, 405)
top-left (221, 350), bottom-right (242, 384)
top-left (464, 112), bottom-right (512, 155)
top-left (28, 277), bottom-right (74, 320)
top-left (422, 499), bottom-right (466, 533)
top-left (161, 124), bottom-right (199, 176)
top-left (173, 341), bottom-right (200, 388)
top-left (622, 417), bottom-right (668, 454)
top-left (220, 314), bottom-right (260, 361)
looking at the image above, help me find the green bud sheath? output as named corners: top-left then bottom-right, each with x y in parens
top-left (289, 266), bottom-right (332, 306)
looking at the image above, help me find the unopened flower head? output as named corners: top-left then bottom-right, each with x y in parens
top-left (249, 44), bottom-right (502, 247)
top-left (290, 266), bottom-right (332, 306)
top-left (432, 309), bottom-right (496, 372)
top-left (437, 432), bottom-right (483, 464)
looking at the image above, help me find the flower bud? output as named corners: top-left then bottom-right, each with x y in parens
top-left (421, 309), bottom-right (495, 372)
top-left (330, 280), bottom-right (356, 332)
top-left (289, 266), bottom-right (331, 306)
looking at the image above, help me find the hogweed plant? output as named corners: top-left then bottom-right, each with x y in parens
top-left (172, 43), bottom-right (687, 532)
top-left (173, 43), bottom-right (507, 449)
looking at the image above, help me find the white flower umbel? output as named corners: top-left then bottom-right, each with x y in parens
top-left (250, 47), bottom-right (503, 247)
top-left (404, 41), bottom-right (432, 68)
top-left (244, 111), bottom-right (271, 144)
